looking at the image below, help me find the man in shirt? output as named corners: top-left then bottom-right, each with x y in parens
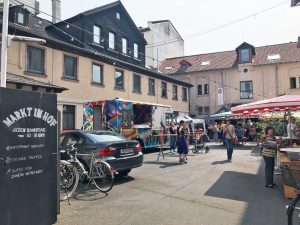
top-left (287, 116), bottom-right (300, 145)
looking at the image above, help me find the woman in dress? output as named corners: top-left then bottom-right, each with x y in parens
top-left (177, 120), bottom-right (188, 163)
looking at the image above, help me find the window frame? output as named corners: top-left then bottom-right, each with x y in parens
top-left (161, 81), bottom-right (168, 98)
top-left (134, 43), bottom-right (139, 59)
top-left (92, 63), bottom-right (104, 85)
top-left (26, 45), bottom-right (45, 75)
top-left (172, 84), bottom-right (178, 100)
top-left (182, 87), bottom-right (188, 101)
top-left (197, 84), bottom-right (203, 95)
top-left (133, 74), bottom-right (141, 93)
top-left (197, 106), bottom-right (203, 115)
top-left (204, 84), bottom-right (209, 94)
top-left (204, 106), bottom-right (210, 115)
top-left (109, 32), bottom-right (115, 50)
top-left (93, 25), bottom-right (101, 44)
top-left (240, 80), bottom-right (253, 99)
top-left (114, 69), bottom-right (124, 90)
top-left (290, 77), bottom-right (297, 89)
top-left (240, 48), bottom-right (251, 64)
top-left (122, 38), bottom-right (128, 55)
top-left (63, 54), bottom-right (78, 80)
top-left (148, 78), bottom-right (156, 96)
top-left (63, 105), bottom-right (75, 130)
top-left (17, 11), bottom-right (25, 25)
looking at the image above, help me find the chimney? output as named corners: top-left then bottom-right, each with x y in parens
top-left (51, 0), bottom-right (61, 23)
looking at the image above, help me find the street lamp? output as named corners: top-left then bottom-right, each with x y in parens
top-left (0, 0), bottom-right (46, 87)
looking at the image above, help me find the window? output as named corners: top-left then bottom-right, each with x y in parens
top-left (17, 12), bottom-right (25, 24)
top-left (63, 55), bottom-right (77, 79)
top-left (93, 25), bottom-right (101, 44)
top-left (204, 84), bottom-right (209, 94)
top-left (240, 81), bottom-right (253, 99)
top-left (172, 85), bottom-right (178, 100)
top-left (148, 78), bottom-right (155, 95)
top-left (122, 38), bottom-right (127, 54)
top-left (290, 77), bottom-right (297, 89)
top-left (197, 107), bottom-right (203, 115)
top-left (116, 12), bottom-right (121, 20)
top-left (240, 49), bottom-right (250, 64)
top-left (204, 106), bottom-right (210, 115)
top-left (181, 64), bottom-right (187, 71)
top-left (134, 43), bottom-right (139, 58)
top-left (161, 81), bottom-right (167, 98)
top-left (109, 32), bottom-right (115, 49)
top-left (27, 46), bottom-right (45, 74)
top-left (133, 74), bottom-right (141, 93)
top-left (115, 70), bottom-right (124, 89)
top-left (92, 63), bottom-right (103, 85)
top-left (182, 87), bottom-right (187, 101)
top-left (197, 85), bottom-right (203, 95)
top-left (63, 105), bottom-right (75, 130)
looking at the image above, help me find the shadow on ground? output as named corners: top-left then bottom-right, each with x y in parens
top-left (204, 162), bottom-right (287, 225)
top-left (143, 160), bottom-right (184, 168)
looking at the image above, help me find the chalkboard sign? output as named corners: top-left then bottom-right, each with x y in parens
top-left (0, 88), bottom-right (57, 225)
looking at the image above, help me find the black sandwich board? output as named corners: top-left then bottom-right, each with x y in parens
top-left (0, 88), bottom-right (58, 225)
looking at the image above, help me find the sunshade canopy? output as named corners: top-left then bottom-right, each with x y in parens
top-left (231, 95), bottom-right (300, 115)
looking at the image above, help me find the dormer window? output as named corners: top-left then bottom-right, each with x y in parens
top-left (179, 60), bottom-right (191, 71)
top-left (236, 42), bottom-right (255, 64)
top-left (181, 64), bottom-right (188, 71)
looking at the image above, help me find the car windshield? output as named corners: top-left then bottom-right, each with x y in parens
top-left (86, 132), bottom-right (125, 142)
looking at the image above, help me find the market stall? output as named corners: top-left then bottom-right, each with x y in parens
top-left (231, 95), bottom-right (300, 198)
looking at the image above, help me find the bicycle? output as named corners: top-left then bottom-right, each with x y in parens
top-left (68, 145), bottom-right (114, 193)
top-left (280, 165), bottom-right (300, 225)
top-left (60, 149), bottom-right (80, 203)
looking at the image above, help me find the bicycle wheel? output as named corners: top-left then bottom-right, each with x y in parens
top-left (60, 163), bottom-right (79, 201)
top-left (288, 195), bottom-right (300, 225)
top-left (91, 161), bottom-right (114, 193)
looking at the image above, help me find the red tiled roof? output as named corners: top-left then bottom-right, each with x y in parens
top-left (160, 42), bottom-right (300, 74)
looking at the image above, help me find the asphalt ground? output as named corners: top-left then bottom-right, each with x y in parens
top-left (55, 143), bottom-right (291, 225)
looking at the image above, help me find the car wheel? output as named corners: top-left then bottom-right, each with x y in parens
top-left (118, 169), bottom-right (131, 176)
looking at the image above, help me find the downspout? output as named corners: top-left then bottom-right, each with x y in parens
top-left (188, 87), bottom-right (191, 115)
top-left (275, 63), bottom-right (279, 96)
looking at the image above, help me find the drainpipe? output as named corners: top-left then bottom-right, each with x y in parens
top-left (188, 87), bottom-right (191, 116)
top-left (275, 63), bottom-right (279, 96)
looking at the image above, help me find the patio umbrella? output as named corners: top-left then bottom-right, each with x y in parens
top-left (231, 95), bottom-right (300, 115)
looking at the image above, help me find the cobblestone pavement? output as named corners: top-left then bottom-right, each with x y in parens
top-left (55, 144), bottom-right (289, 225)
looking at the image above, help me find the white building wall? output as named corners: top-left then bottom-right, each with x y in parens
top-left (144, 21), bottom-right (184, 68)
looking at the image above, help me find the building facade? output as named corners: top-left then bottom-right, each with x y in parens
top-left (140, 20), bottom-right (184, 69)
top-left (160, 42), bottom-right (300, 118)
top-left (2, 2), bottom-right (191, 129)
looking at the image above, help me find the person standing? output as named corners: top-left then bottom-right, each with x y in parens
top-left (223, 120), bottom-right (237, 162)
top-left (287, 116), bottom-right (300, 145)
top-left (213, 122), bottom-right (219, 141)
top-left (169, 122), bottom-right (177, 152)
top-left (262, 126), bottom-right (278, 188)
top-left (177, 120), bottom-right (188, 163)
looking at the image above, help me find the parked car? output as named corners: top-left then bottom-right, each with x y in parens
top-left (59, 130), bottom-right (143, 176)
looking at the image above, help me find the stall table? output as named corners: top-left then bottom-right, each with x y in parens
top-left (278, 147), bottom-right (300, 198)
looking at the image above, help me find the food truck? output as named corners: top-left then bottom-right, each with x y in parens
top-left (82, 98), bottom-right (175, 149)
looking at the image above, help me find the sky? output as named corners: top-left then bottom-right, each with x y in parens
top-left (39, 0), bottom-right (300, 56)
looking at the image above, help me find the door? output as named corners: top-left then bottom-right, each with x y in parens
top-left (93, 105), bottom-right (102, 130)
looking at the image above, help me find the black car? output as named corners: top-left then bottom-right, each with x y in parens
top-left (59, 130), bottom-right (143, 176)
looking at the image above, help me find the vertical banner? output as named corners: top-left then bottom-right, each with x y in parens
top-left (217, 88), bottom-right (224, 106)
top-left (0, 88), bottom-right (57, 225)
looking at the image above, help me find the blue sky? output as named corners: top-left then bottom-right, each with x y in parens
top-left (40, 0), bottom-right (300, 55)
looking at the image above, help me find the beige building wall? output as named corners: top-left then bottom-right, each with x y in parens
top-left (7, 41), bottom-right (189, 128)
top-left (173, 61), bottom-right (300, 119)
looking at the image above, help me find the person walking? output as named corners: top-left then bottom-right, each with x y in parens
top-left (177, 120), bottom-right (188, 163)
top-left (262, 126), bottom-right (279, 188)
top-left (287, 116), bottom-right (300, 145)
top-left (223, 120), bottom-right (237, 162)
top-left (169, 122), bottom-right (177, 152)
